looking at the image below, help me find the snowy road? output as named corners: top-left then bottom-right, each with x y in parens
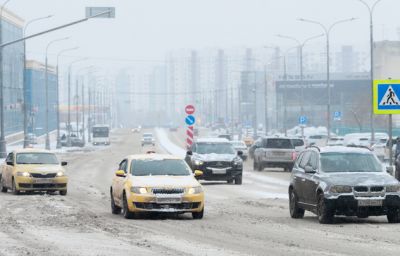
top-left (0, 129), bottom-right (399, 256)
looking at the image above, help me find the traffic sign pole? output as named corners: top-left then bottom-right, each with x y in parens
top-left (185, 105), bottom-right (196, 149)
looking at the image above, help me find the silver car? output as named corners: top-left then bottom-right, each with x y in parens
top-left (289, 146), bottom-right (400, 224)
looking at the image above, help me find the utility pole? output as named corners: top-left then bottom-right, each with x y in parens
top-left (82, 80), bottom-right (85, 145)
top-left (88, 86), bottom-right (91, 143)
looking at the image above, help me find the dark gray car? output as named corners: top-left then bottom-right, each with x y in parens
top-left (289, 146), bottom-right (400, 224)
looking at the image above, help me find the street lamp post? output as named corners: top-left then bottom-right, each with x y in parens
top-left (45, 37), bottom-right (69, 150)
top-left (23, 15), bottom-right (53, 148)
top-left (356, 0), bottom-right (384, 144)
top-left (298, 17), bottom-right (356, 140)
top-left (56, 47), bottom-right (78, 148)
top-left (0, 0), bottom-right (12, 158)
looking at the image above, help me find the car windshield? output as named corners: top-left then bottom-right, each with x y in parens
top-left (291, 139), bottom-right (304, 147)
top-left (143, 134), bottom-right (153, 138)
top-left (196, 143), bottom-right (236, 154)
top-left (16, 153), bottom-right (59, 165)
top-left (130, 159), bottom-right (191, 176)
top-left (264, 139), bottom-right (294, 149)
top-left (320, 152), bottom-right (383, 173)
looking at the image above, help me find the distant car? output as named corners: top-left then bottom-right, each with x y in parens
top-left (132, 126), bottom-right (141, 133)
top-left (185, 138), bottom-right (243, 184)
top-left (26, 133), bottom-right (37, 144)
top-left (327, 136), bottom-right (344, 146)
top-left (253, 137), bottom-right (296, 172)
top-left (249, 138), bottom-right (261, 159)
top-left (289, 146), bottom-right (400, 224)
top-left (306, 134), bottom-right (328, 147)
top-left (372, 138), bottom-right (388, 161)
top-left (230, 140), bottom-right (248, 160)
top-left (110, 154), bottom-right (205, 219)
top-left (290, 138), bottom-right (306, 153)
top-left (141, 133), bottom-right (155, 146)
top-left (0, 149), bottom-right (68, 195)
top-left (70, 137), bottom-right (85, 147)
top-left (217, 134), bottom-right (231, 141)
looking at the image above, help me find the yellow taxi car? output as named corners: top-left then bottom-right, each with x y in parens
top-left (0, 149), bottom-right (68, 195)
top-left (110, 154), bottom-right (205, 219)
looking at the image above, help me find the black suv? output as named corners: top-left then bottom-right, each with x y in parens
top-left (289, 146), bottom-right (400, 224)
top-left (185, 138), bottom-right (243, 184)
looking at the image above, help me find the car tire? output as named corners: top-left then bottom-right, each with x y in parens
top-left (317, 193), bottom-right (334, 224)
top-left (122, 192), bottom-right (135, 219)
top-left (235, 175), bottom-right (242, 185)
top-left (110, 190), bottom-right (121, 214)
top-left (192, 208), bottom-right (204, 219)
top-left (60, 190), bottom-right (67, 196)
top-left (0, 175), bottom-right (7, 193)
top-left (387, 209), bottom-right (400, 223)
top-left (257, 162), bottom-right (263, 172)
top-left (11, 178), bottom-right (19, 195)
top-left (289, 189), bottom-right (305, 219)
top-left (227, 179), bottom-right (233, 184)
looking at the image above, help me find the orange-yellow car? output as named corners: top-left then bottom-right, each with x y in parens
top-left (110, 154), bottom-right (205, 219)
top-left (0, 149), bottom-right (68, 195)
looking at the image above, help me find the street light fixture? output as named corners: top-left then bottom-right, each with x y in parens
top-left (0, 0), bottom-right (13, 158)
top-left (298, 17), bottom-right (357, 140)
top-left (356, 0), bottom-right (384, 144)
top-left (45, 36), bottom-right (69, 150)
top-left (56, 46), bottom-right (79, 148)
top-left (23, 15), bottom-right (53, 148)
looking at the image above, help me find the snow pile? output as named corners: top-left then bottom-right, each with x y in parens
top-left (155, 128), bottom-right (186, 157)
top-left (287, 126), bottom-right (329, 137)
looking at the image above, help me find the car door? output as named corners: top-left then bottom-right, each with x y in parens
top-left (296, 151), bottom-right (311, 203)
top-left (303, 151), bottom-right (320, 205)
top-left (291, 151), bottom-right (305, 199)
top-left (4, 153), bottom-right (14, 188)
top-left (113, 159), bottom-right (128, 205)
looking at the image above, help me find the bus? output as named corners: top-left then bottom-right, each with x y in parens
top-left (92, 125), bottom-right (110, 145)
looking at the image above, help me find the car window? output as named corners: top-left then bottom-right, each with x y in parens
top-left (264, 138), bottom-right (294, 149)
top-left (5, 153), bottom-right (13, 163)
top-left (299, 151), bottom-right (311, 169)
top-left (130, 159), bottom-right (191, 176)
top-left (119, 159), bottom-right (127, 173)
top-left (295, 152), bottom-right (304, 168)
top-left (196, 143), bottom-right (235, 154)
top-left (291, 139), bottom-right (304, 147)
top-left (16, 153), bottom-right (59, 165)
top-left (320, 152), bottom-right (382, 173)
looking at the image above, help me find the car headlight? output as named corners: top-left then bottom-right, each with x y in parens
top-left (186, 186), bottom-right (203, 195)
top-left (386, 185), bottom-right (400, 193)
top-left (193, 159), bottom-right (204, 166)
top-left (329, 185), bottom-right (352, 193)
top-left (16, 172), bottom-right (31, 177)
top-left (56, 171), bottom-right (65, 177)
top-left (130, 187), bottom-right (148, 194)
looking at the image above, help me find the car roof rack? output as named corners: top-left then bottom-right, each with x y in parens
top-left (306, 144), bottom-right (320, 152)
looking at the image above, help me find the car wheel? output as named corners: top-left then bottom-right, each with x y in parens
top-left (0, 175), bottom-right (7, 193)
top-left (11, 178), bottom-right (19, 195)
top-left (60, 190), bottom-right (67, 196)
top-left (317, 193), bottom-right (334, 224)
top-left (122, 192), bottom-right (135, 219)
top-left (257, 162), bottom-right (263, 172)
top-left (192, 208), bottom-right (204, 219)
top-left (227, 179), bottom-right (233, 184)
top-left (289, 189), bottom-right (304, 219)
top-left (235, 175), bottom-right (242, 185)
top-left (110, 190), bottom-right (121, 214)
top-left (387, 208), bottom-right (400, 223)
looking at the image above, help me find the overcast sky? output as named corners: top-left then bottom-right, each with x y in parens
top-left (6, 0), bottom-right (400, 68)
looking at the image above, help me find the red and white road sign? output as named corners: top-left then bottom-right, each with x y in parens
top-left (186, 126), bottom-right (194, 149)
top-left (185, 105), bottom-right (195, 115)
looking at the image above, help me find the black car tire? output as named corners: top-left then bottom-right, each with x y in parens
top-left (122, 192), bottom-right (135, 219)
top-left (60, 190), bottom-right (67, 196)
top-left (0, 175), bottom-right (7, 193)
top-left (317, 193), bottom-right (334, 224)
top-left (289, 189), bottom-right (305, 219)
top-left (235, 175), bottom-right (242, 185)
top-left (11, 178), bottom-right (20, 195)
top-left (192, 208), bottom-right (204, 219)
top-left (227, 179), bottom-right (233, 184)
top-left (111, 190), bottom-right (121, 214)
top-left (387, 209), bottom-right (400, 223)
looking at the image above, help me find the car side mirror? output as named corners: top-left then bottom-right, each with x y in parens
top-left (6, 161), bottom-right (13, 166)
top-left (187, 151), bottom-right (193, 156)
top-left (386, 166), bottom-right (394, 175)
top-left (61, 161), bottom-right (68, 166)
top-left (304, 165), bottom-right (316, 174)
top-left (115, 170), bottom-right (126, 177)
top-left (237, 150), bottom-right (243, 156)
top-left (194, 170), bottom-right (203, 177)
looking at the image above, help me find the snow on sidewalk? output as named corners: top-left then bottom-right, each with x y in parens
top-left (155, 128), bottom-right (186, 157)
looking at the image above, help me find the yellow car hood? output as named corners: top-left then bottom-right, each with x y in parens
top-left (15, 164), bottom-right (63, 174)
top-left (130, 175), bottom-right (201, 188)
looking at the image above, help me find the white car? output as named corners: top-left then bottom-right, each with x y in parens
top-left (327, 136), bottom-right (344, 146)
top-left (306, 134), bottom-right (328, 147)
top-left (141, 133), bottom-right (155, 146)
top-left (290, 138), bottom-right (306, 153)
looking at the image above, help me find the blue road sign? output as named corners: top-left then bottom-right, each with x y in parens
top-left (185, 115), bottom-right (196, 126)
top-left (374, 80), bottom-right (400, 114)
top-left (334, 111), bottom-right (342, 121)
top-left (299, 116), bottom-right (307, 125)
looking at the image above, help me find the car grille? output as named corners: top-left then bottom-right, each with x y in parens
top-left (134, 202), bottom-right (200, 210)
top-left (205, 161), bottom-right (231, 168)
top-left (354, 186), bottom-right (384, 192)
top-left (371, 186), bottom-right (384, 192)
top-left (30, 173), bottom-right (57, 178)
top-left (152, 188), bottom-right (184, 194)
top-left (353, 185), bottom-right (385, 198)
top-left (354, 186), bottom-right (368, 192)
top-left (19, 183), bottom-right (66, 189)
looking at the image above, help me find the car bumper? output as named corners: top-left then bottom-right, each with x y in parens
top-left (325, 195), bottom-right (400, 216)
top-left (15, 176), bottom-right (68, 191)
top-left (127, 192), bottom-right (204, 213)
top-left (194, 166), bottom-right (242, 181)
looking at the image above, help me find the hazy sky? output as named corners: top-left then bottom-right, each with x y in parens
top-left (5, 0), bottom-right (400, 68)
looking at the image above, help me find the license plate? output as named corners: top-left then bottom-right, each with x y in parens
top-left (211, 168), bottom-right (227, 174)
top-left (33, 178), bottom-right (54, 184)
top-left (156, 197), bottom-right (182, 204)
top-left (358, 199), bottom-right (383, 207)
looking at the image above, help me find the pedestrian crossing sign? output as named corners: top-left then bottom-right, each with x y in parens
top-left (373, 80), bottom-right (400, 114)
